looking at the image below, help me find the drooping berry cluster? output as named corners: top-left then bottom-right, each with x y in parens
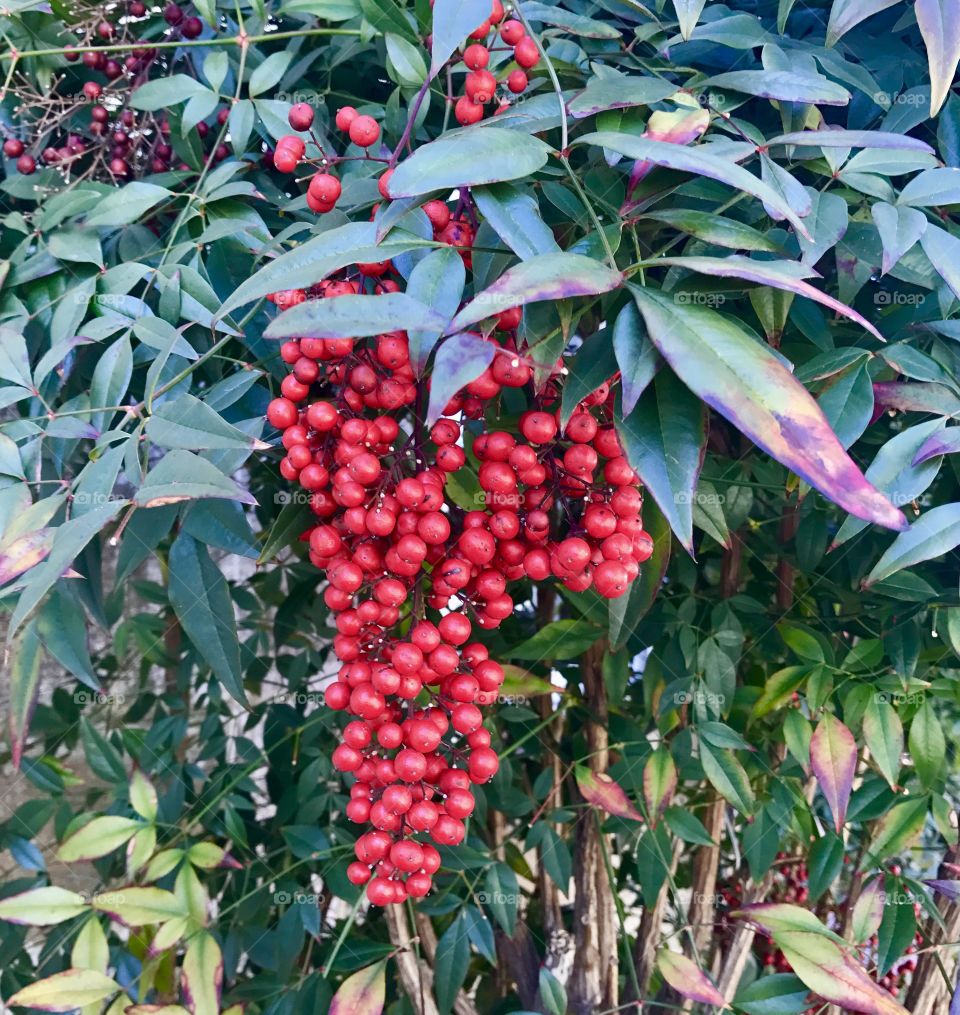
top-left (263, 98), bottom-right (650, 905)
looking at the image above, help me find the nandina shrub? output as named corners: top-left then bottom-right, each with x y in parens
top-left (2, 0), bottom-right (960, 1014)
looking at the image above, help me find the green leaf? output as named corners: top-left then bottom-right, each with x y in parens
top-left (425, 332), bottom-right (495, 425)
top-left (8, 620), bottom-right (42, 767)
top-left (699, 741), bottom-right (754, 815)
top-left (851, 877), bottom-right (886, 943)
top-left (909, 699), bottom-right (945, 788)
top-left (538, 967), bottom-right (567, 1015)
top-left (434, 912), bottom-right (470, 1015)
top-left (265, 291), bottom-right (445, 341)
top-left (483, 863), bottom-right (519, 934)
top-left (85, 184), bottom-right (173, 230)
top-left (508, 619), bottom-right (601, 661)
top-left (611, 299), bottom-right (660, 415)
top-left (733, 973), bottom-right (811, 1015)
top-left (0, 886), bottom-right (88, 926)
top-left (826, 0), bottom-right (900, 45)
top-left (862, 698), bottom-right (903, 789)
top-left (8, 969), bottom-right (120, 1012)
top-left (577, 133), bottom-right (813, 239)
top-left (135, 450), bottom-right (254, 507)
top-left (404, 248), bottom-right (466, 373)
top-left (616, 369), bottom-right (707, 554)
top-left (608, 497), bottom-right (670, 650)
top-left (877, 895), bottom-right (916, 975)
top-left (704, 69), bottom-right (849, 104)
top-left (130, 770), bottom-right (158, 821)
top-left (628, 286), bottom-right (905, 532)
top-left (168, 533), bottom-right (247, 705)
top-left (561, 331), bottom-right (618, 428)
top-left (146, 394), bottom-right (265, 451)
top-left (871, 202), bottom-right (927, 274)
top-left (865, 504), bottom-right (960, 586)
top-left (249, 52), bottom-right (293, 97)
top-left (387, 128), bottom-right (551, 198)
top-left (131, 74), bottom-right (209, 110)
top-left (472, 183), bottom-right (560, 259)
top-left (386, 32), bottom-right (427, 86)
top-left (664, 806), bottom-right (715, 845)
top-left (864, 797), bottom-right (928, 866)
top-left (91, 886), bottom-right (187, 926)
top-left (49, 228), bottom-right (103, 267)
top-left (807, 833), bottom-right (844, 902)
top-left (80, 716), bottom-right (126, 783)
top-left (59, 816), bottom-right (144, 862)
top-left (641, 209), bottom-right (783, 253)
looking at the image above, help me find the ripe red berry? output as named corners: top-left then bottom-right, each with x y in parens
top-left (455, 95), bottom-right (484, 125)
top-left (15, 153), bottom-right (36, 174)
top-left (465, 70), bottom-right (497, 104)
top-left (507, 69), bottom-right (528, 93)
top-left (500, 19), bottom-right (524, 44)
top-left (3, 139), bottom-right (24, 157)
top-left (463, 44), bottom-right (489, 70)
top-left (514, 37), bottom-right (540, 69)
top-left (308, 173), bottom-right (341, 205)
top-left (288, 103), bottom-right (315, 131)
top-left (348, 115), bottom-right (380, 147)
top-left (335, 105), bottom-right (358, 131)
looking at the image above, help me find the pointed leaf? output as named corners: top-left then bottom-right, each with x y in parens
top-left (575, 766), bottom-right (643, 821)
top-left (0, 886), bottom-right (88, 926)
top-left (426, 333), bottom-right (495, 425)
top-left (865, 504), bottom-right (960, 586)
top-left (9, 620), bottom-right (42, 768)
top-left (452, 253), bottom-right (622, 330)
top-left (168, 533), bottom-right (247, 706)
top-left (862, 698), bottom-right (903, 789)
top-left (387, 129), bottom-right (551, 198)
top-left (577, 133), bottom-right (813, 239)
top-left (430, 0), bottom-right (490, 77)
top-left (59, 817), bottom-right (144, 862)
top-left (871, 203), bottom-right (927, 275)
top-left (643, 747), bottom-right (677, 827)
top-left (612, 300), bottom-right (660, 416)
top-left (768, 129), bottom-right (934, 151)
top-left (917, 0), bottom-right (960, 116)
top-left (264, 292), bottom-right (447, 341)
top-left (810, 713), bottom-right (857, 832)
top-left (699, 741), bottom-right (755, 815)
top-left (701, 70), bottom-right (850, 104)
top-left (146, 394), bottom-right (265, 451)
top-left (629, 287), bottom-right (906, 531)
top-left (909, 699), bottom-right (945, 788)
top-left (608, 498), bottom-right (670, 650)
top-left (472, 183), bottom-right (560, 259)
top-left (405, 248), bottom-right (466, 374)
top-left (182, 932), bottom-right (222, 1015)
top-left (863, 797), bottom-right (929, 866)
top-left (914, 426), bottom-right (960, 465)
top-left (851, 877), bottom-right (886, 943)
top-left (826, 0), bottom-right (900, 45)
top-left (91, 886), bottom-right (187, 926)
top-left (656, 951), bottom-right (728, 1008)
top-left (8, 969), bottom-right (120, 1012)
top-left (135, 451), bottom-right (254, 507)
top-left (616, 369), bottom-right (707, 554)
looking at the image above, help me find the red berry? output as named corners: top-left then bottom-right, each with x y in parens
top-left (463, 44), bottom-right (489, 69)
top-left (500, 19), bottom-right (525, 44)
top-left (288, 102), bottom-right (315, 131)
top-left (514, 37), bottom-right (540, 69)
top-left (349, 115), bottom-right (380, 147)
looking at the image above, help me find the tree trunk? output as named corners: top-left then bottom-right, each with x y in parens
top-left (569, 640), bottom-right (619, 1015)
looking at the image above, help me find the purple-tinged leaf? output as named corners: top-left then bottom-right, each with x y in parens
top-left (656, 951), bottom-right (729, 1009)
top-left (628, 287), bottom-right (907, 532)
top-left (872, 381), bottom-right (960, 417)
top-left (451, 253), bottom-right (622, 330)
top-left (760, 154), bottom-right (813, 224)
top-left (643, 747), bottom-right (677, 827)
top-left (701, 69), bottom-right (850, 105)
top-left (775, 930), bottom-right (910, 1015)
top-left (575, 766), bottom-right (644, 822)
top-left (826, 0), bottom-right (900, 46)
top-left (0, 528), bottom-right (53, 587)
top-left (810, 713), bottom-right (857, 832)
top-left (577, 132), bottom-right (813, 238)
top-left (650, 255), bottom-right (884, 341)
top-left (914, 427), bottom-right (960, 465)
top-left (567, 76), bottom-right (678, 117)
top-left (58, 817), bottom-right (144, 862)
top-left (264, 292), bottom-right (447, 341)
top-left (871, 203), bottom-right (928, 275)
top-left (429, 0), bottom-right (489, 78)
top-left (731, 903), bottom-right (847, 944)
top-left (924, 879), bottom-right (960, 902)
top-left (182, 932), bottom-right (223, 1015)
top-left (330, 962), bottom-right (386, 1015)
top-left (426, 333), bottom-right (495, 425)
top-left (851, 877), bottom-right (886, 943)
top-left (625, 109), bottom-right (711, 193)
top-left (916, 0), bottom-right (960, 116)
top-left (7, 969), bottom-right (121, 1012)
top-left (768, 129), bottom-right (935, 152)
top-left (864, 503), bottom-right (960, 586)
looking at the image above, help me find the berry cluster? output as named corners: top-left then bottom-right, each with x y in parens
top-left (3, 2), bottom-right (215, 179)
top-left (454, 8), bottom-right (541, 125)
top-left (264, 242), bottom-right (649, 903)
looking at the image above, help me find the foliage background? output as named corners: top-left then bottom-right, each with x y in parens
top-left (2, 0), bottom-right (960, 1013)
